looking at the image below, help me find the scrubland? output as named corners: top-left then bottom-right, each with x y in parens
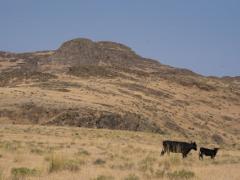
top-left (0, 125), bottom-right (239, 180)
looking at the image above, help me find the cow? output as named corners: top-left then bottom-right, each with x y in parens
top-left (161, 140), bottom-right (197, 158)
top-left (199, 147), bottom-right (219, 160)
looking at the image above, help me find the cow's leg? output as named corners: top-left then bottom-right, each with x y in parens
top-left (199, 153), bottom-right (203, 160)
top-left (161, 149), bottom-right (165, 156)
top-left (161, 146), bottom-right (166, 156)
top-left (182, 149), bottom-right (190, 159)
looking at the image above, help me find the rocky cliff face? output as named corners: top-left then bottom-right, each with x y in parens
top-left (0, 38), bottom-right (239, 146)
top-left (51, 38), bottom-right (140, 66)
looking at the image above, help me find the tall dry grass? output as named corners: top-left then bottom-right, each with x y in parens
top-left (0, 124), bottom-right (239, 180)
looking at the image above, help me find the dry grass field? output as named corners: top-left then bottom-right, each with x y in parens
top-left (0, 124), bottom-right (239, 180)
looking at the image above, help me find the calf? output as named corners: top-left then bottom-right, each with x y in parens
top-left (199, 147), bottom-right (219, 160)
top-left (161, 140), bottom-right (197, 158)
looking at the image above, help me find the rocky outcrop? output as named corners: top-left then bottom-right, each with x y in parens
top-left (46, 110), bottom-right (163, 134)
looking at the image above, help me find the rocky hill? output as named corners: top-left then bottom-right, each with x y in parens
top-left (0, 38), bottom-right (239, 146)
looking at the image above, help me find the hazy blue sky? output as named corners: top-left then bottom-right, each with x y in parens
top-left (0, 0), bottom-right (239, 77)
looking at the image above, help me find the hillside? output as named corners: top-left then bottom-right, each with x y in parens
top-left (0, 38), bottom-right (239, 147)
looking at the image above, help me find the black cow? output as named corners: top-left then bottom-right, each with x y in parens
top-left (199, 147), bottom-right (219, 160)
top-left (161, 140), bottom-right (197, 158)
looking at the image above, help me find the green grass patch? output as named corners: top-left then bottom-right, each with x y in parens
top-left (167, 169), bottom-right (195, 179)
top-left (92, 175), bottom-right (114, 180)
top-left (11, 167), bottom-right (39, 180)
top-left (0, 141), bottom-right (20, 152)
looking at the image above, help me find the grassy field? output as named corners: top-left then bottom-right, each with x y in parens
top-left (0, 124), bottom-right (239, 180)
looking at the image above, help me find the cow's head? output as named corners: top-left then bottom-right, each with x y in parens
top-left (191, 141), bottom-right (197, 150)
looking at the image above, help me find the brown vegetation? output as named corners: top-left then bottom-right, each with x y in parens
top-left (0, 38), bottom-right (239, 147)
top-left (0, 125), bottom-right (239, 179)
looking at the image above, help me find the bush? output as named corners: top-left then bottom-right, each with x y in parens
top-left (110, 162), bottom-right (134, 170)
top-left (124, 174), bottom-right (140, 180)
top-left (167, 169), bottom-right (195, 179)
top-left (2, 141), bottom-right (19, 152)
top-left (64, 160), bottom-right (80, 172)
top-left (11, 167), bottom-right (38, 180)
top-left (49, 155), bottom-right (63, 172)
top-left (93, 158), bottom-right (106, 165)
top-left (30, 148), bottom-right (44, 155)
top-left (92, 175), bottom-right (114, 180)
top-left (212, 134), bottom-right (224, 144)
top-left (48, 155), bottom-right (81, 173)
top-left (76, 148), bottom-right (90, 156)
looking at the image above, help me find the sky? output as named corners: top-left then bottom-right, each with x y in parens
top-left (0, 0), bottom-right (239, 77)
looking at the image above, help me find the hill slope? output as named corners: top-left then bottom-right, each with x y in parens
top-left (0, 38), bottom-right (239, 146)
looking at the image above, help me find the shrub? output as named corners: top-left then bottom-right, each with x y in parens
top-left (92, 175), bottom-right (114, 180)
top-left (30, 148), bottom-right (44, 155)
top-left (124, 174), bottom-right (140, 180)
top-left (49, 155), bottom-right (66, 172)
top-left (167, 169), bottom-right (195, 179)
top-left (212, 134), bottom-right (224, 144)
top-left (48, 155), bottom-right (81, 173)
top-left (110, 162), bottom-right (134, 170)
top-left (94, 158), bottom-right (106, 165)
top-left (11, 167), bottom-right (38, 180)
top-left (64, 160), bottom-right (81, 172)
top-left (76, 148), bottom-right (90, 156)
top-left (2, 141), bottom-right (19, 152)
